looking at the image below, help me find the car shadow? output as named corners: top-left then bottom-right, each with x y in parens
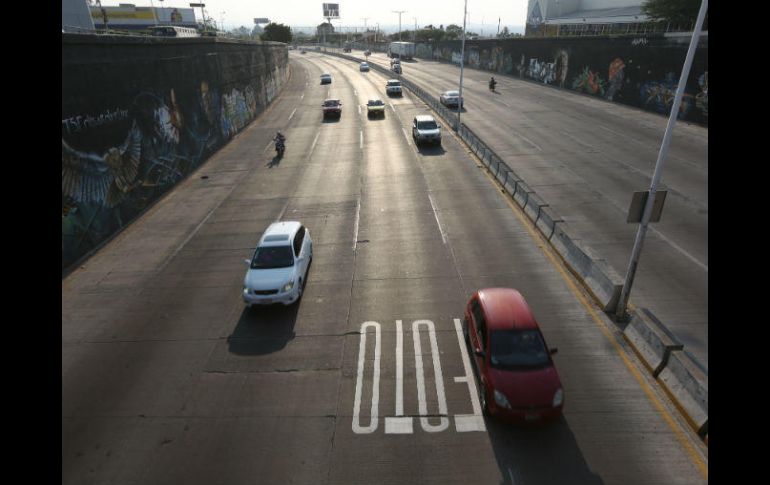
top-left (443, 106), bottom-right (467, 113)
top-left (417, 145), bottom-right (446, 156)
top-left (322, 116), bottom-right (342, 123)
top-left (366, 113), bottom-right (386, 121)
top-left (486, 416), bottom-right (604, 485)
top-left (226, 302), bottom-right (300, 356)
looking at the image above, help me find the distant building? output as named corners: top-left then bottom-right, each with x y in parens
top-left (526, 0), bottom-right (662, 37)
top-left (90, 3), bottom-right (198, 32)
top-left (62, 0), bottom-right (95, 32)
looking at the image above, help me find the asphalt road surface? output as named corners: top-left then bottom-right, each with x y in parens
top-left (62, 51), bottom-right (708, 484)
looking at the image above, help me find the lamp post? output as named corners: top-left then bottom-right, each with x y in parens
top-left (457, 0), bottom-right (468, 130)
top-left (393, 10), bottom-right (406, 41)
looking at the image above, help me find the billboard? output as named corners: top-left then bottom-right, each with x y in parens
top-left (322, 3), bottom-right (340, 19)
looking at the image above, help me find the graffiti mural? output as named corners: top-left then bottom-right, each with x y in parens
top-left (695, 71), bottom-right (708, 118)
top-left (639, 72), bottom-right (694, 118)
top-left (413, 36), bottom-right (706, 125)
top-left (572, 66), bottom-right (605, 96)
top-left (62, 40), bottom-right (289, 271)
top-left (605, 58), bottom-right (626, 101)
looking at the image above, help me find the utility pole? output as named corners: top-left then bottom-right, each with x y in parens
top-left (614, 0), bottom-right (709, 320)
top-left (457, 0), bottom-right (468, 130)
top-left (414, 17), bottom-right (417, 41)
top-left (393, 10), bottom-right (406, 41)
top-left (362, 17), bottom-right (369, 48)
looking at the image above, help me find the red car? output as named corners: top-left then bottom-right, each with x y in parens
top-left (464, 288), bottom-right (564, 422)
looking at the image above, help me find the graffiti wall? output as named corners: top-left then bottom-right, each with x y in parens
top-left (62, 35), bottom-right (289, 272)
top-left (414, 34), bottom-right (708, 125)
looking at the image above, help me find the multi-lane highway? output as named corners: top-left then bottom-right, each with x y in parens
top-left (62, 51), bottom-right (708, 484)
top-left (354, 48), bottom-right (709, 368)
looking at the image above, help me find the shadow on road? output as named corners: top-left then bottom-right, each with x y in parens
top-left (486, 415), bottom-right (604, 485)
top-left (226, 302), bottom-right (300, 356)
top-left (417, 145), bottom-right (446, 156)
top-left (267, 155), bottom-right (282, 168)
top-left (322, 116), bottom-right (342, 123)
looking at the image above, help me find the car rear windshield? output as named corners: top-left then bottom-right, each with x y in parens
top-left (489, 329), bottom-right (550, 370)
top-left (368, 100), bottom-right (384, 106)
top-left (387, 81), bottom-right (401, 86)
top-left (251, 245), bottom-right (294, 269)
top-left (324, 100), bottom-right (339, 106)
top-left (417, 121), bottom-right (438, 130)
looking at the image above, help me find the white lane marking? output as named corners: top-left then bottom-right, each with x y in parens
top-left (517, 131), bottom-right (542, 151)
top-left (309, 131), bottom-right (320, 157)
top-left (360, 130), bottom-right (363, 149)
top-left (352, 321), bottom-right (381, 434)
top-left (413, 320), bottom-right (449, 433)
top-left (452, 318), bottom-right (486, 432)
top-left (353, 198), bottom-right (360, 250)
top-left (402, 127), bottom-right (412, 145)
top-left (354, 89), bottom-right (357, 95)
top-left (358, 104), bottom-right (362, 116)
top-left (288, 108), bottom-right (297, 121)
top-left (300, 93), bottom-right (305, 100)
top-left (385, 319), bottom-right (414, 434)
top-left (559, 130), bottom-right (595, 150)
top-left (650, 226), bottom-right (708, 272)
top-left (427, 193), bottom-right (447, 245)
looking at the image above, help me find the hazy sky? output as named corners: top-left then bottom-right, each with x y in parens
top-left (99, 0), bottom-right (530, 33)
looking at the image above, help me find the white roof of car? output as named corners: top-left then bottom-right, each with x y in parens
top-left (444, 90), bottom-right (460, 96)
top-left (415, 115), bottom-right (436, 122)
top-left (259, 221), bottom-right (301, 246)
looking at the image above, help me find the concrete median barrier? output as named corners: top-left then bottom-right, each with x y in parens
top-left (623, 307), bottom-right (684, 376)
top-left (550, 223), bottom-right (623, 311)
top-left (658, 349), bottom-right (708, 437)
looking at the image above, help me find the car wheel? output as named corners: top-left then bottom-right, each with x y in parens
top-left (480, 383), bottom-right (490, 416)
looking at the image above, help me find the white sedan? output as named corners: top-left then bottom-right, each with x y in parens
top-left (243, 221), bottom-right (312, 306)
top-left (440, 90), bottom-right (464, 108)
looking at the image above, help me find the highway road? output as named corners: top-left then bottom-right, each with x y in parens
top-left (354, 48), bottom-right (709, 368)
top-left (62, 51), bottom-right (707, 484)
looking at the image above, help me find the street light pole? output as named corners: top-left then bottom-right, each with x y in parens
top-left (457, 0), bottom-right (468, 130)
top-left (614, 0), bottom-right (709, 320)
top-left (393, 10), bottom-right (406, 41)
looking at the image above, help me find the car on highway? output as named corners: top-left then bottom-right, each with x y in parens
top-left (463, 288), bottom-right (564, 422)
top-left (320, 73), bottom-right (332, 84)
top-left (391, 64), bottom-right (402, 74)
top-left (243, 221), bottom-right (312, 306)
top-left (322, 98), bottom-right (342, 118)
top-left (360, 62), bottom-right (370, 72)
top-left (364, 50), bottom-right (371, 56)
top-left (343, 47), bottom-right (352, 53)
top-left (366, 98), bottom-right (386, 117)
top-left (385, 79), bottom-right (402, 96)
top-left (300, 49), bottom-right (307, 54)
top-left (412, 115), bottom-right (441, 146)
top-left (440, 90), bottom-right (464, 108)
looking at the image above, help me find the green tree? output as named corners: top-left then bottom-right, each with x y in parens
top-left (229, 26), bottom-right (252, 39)
top-left (497, 26), bottom-right (512, 38)
top-left (261, 23), bottom-right (293, 43)
top-left (641, 0), bottom-right (707, 28)
top-left (444, 24), bottom-right (463, 39)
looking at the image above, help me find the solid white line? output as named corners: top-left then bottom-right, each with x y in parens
top-left (453, 318), bottom-right (485, 419)
top-left (413, 320), bottom-right (449, 433)
top-left (360, 130), bottom-right (363, 149)
top-left (395, 319), bottom-right (404, 416)
top-left (309, 132), bottom-right (320, 157)
top-left (427, 193), bottom-right (447, 244)
top-left (288, 108), bottom-right (297, 121)
top-left (402, 127), bottom-right (411, 145)
top-left (650, 226), bottom-right (708, 272)
top-left (517, 132), bottom-right (542, 151)
top-left (352, 322), bottom-right (381, 434)
top-left (560, 130), bottom-right (595, 150)
top-left (352, 198), bottom-right (360, 250)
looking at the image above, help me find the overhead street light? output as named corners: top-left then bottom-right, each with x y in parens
top-left (392, 10), bottom-right (406, 41)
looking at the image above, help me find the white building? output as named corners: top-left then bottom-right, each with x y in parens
top-left (62, 0), bottom-right (95, 32)
top-left (526, 0), bottom-right (656, 36)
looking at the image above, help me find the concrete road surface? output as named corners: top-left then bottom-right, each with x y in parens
top-left (62, 52), bottom-right (707, 484)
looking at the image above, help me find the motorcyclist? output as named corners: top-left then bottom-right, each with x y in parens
top-left (274, 132), bottom-right (286, 155)
top-left (489, 77), bottom-right (497, 91)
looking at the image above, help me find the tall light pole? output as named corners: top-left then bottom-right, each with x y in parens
top-left (413, 17), bottom-right (417, 41)
top-left (393, 10), bottom-right (406, 41)
top-left (614, 0), bottom-right (709, 320)
top-left (220, 11), bottom-right (225, 31)
top-left (457, 0), bottom-right (468, 130)
top-left (362, 17), bottom-right (369, 48)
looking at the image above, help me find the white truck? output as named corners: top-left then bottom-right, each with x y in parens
top-left (388, 41), bottom-right (415, 60)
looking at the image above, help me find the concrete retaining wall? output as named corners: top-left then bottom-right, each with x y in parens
top-left (62, 34), bottom-right (289, 272)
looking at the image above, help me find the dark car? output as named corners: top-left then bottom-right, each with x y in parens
top-left (322, 99), bottom-right (342, 118)
top-left (464, 288), bottom-right (564, 422)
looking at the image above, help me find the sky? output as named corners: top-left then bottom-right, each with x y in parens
top-left (97, 0), bottom-right (531, 34)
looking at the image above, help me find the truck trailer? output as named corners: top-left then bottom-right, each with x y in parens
top-left (388, 41), bottom-right (415, 60)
